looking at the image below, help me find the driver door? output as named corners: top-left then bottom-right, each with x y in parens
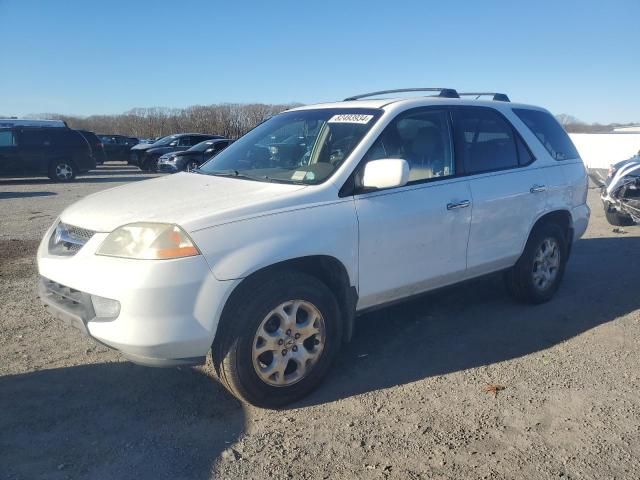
top-left (354, 108), bottom-right (472, 309)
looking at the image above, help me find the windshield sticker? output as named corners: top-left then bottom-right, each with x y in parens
top-left (328, 114), bottom-right (373, 124)
top-left (291, 171), bottom-right (307, 181)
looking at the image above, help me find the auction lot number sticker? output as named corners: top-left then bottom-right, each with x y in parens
top-left (328, 114), bottom-right (373, 124)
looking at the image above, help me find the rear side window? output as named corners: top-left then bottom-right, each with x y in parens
top-left (20, 129), bottom-right (50, 147)
top-left (513, 108), bottom-right (580, 161)
top-left (454, 108), bottom-right (518, 174)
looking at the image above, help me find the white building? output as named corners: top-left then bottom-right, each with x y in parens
top-left (613, 125), bottom-right (640, 133)
top-left (569, 133), bottom-right (640, 169)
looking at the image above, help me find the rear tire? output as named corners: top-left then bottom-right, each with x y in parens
top-left (48, 160), bottom-right (76, 182)
top-left (213, 271), bottom-right (342, 408)
top-left (505, 222), bottom-right (567, 304)
top-left (605, 207), bottom-right (634, 226)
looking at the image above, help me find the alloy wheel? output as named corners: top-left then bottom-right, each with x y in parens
top-left (252, 300), bottom-right (325, 387)
top-left (55, 163), bottom-right (74, 180)
top-left (532, 238), bottom-right (560, 291)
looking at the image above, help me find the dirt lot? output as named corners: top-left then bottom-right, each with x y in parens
top-left (1, 164), bottom-right (639, 480)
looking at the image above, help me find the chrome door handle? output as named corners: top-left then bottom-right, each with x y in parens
top-left (530, 184), bottom-right (547, 193)
top-left (447, 200), bottom-right (471, 210)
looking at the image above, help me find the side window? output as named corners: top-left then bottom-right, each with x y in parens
top-left (0, 130), bottom-right (16, 147)
top-left (364, 109), bottom-right (454, 182)
top-left (189, 136), bottom-right (205, 146)
top-left (20, 130), bottom-right (48, 147)
top-left (454, 108), bottom-right (518, 174)
top-left (513, 108), bottom-right (580, 161)
top-left (177, 136), bottom-right (192, 147)
top-left (517, 136), bottom-right (535, 166)
top-left (214, 141), bottom-right (229, 152)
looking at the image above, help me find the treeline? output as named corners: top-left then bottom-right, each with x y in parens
top-left (564, 122), bottom-right (637, 133)
top-left (34, 103), bottom-right (300, 139)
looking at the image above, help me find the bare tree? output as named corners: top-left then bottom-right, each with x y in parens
top-left (31, 102), bottom-right (300, 139)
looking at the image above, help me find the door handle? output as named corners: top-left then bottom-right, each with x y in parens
top-left (447, 200), bottom-right (471, 210)
top-left (530, 184), bottom-right (547, 193)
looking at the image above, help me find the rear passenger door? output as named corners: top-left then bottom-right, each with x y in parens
top-left (15, 129), bottom-right (48, 174)
top-left (454, 107), bottom-right (547, 275)
top-left (0, 130), bottom-right (20, 174)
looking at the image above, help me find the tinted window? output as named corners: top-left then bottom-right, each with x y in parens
top-left (517, 136), bottom-right (535, 165)
top-left (364, 109), bottom-right (454, 182)
top-left (513, 108), bottom-right (580, 161)
top-left (213, 141), bottom-right (229, 152)
top-left (20, 129), bottom-right (49, 147)
top-left (455, 108), bottom-right (518, 173)
top-left (0, 130), bottom-right (16, 147)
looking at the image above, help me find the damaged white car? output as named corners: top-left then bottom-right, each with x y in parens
top-left (600, 155), bottom-right (640, 226)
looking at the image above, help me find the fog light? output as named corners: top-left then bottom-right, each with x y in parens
top-left (91, 295), bottom-right (121, 319)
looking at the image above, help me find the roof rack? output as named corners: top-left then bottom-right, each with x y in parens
top-left (458, 92), bottom-right (510, 102)
top-left (344, 88), bottom-right (459, 101)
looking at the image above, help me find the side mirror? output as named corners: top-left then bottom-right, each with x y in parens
top-left (361, 159), bottom-right (410, 190)
top-left (169, 141), bottom-right (178, 147)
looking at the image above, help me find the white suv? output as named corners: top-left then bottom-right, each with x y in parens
top-left (37, 88), bottom-right (589, 407)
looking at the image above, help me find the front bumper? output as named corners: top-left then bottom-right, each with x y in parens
top-left (37, 223), bottom-right (239, 367)
top-left (157, 162), bottom-right (179, 173)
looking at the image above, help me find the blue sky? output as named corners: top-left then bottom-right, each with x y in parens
top-left (1, 0), bottom-right (638, 123)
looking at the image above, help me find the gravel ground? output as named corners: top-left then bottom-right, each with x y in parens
top-left (1, 164), bottom-right (639, 479)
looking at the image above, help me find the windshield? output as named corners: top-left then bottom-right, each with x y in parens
top-left (151, 135), bottom-right (176, 146)
top-left (198, 108), bottom-right (381, 184)
top-left (189, 140), bottom-right (216, 152)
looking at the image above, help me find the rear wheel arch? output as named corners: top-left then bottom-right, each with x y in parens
top-left (526, 209), bottom-right (573, 254)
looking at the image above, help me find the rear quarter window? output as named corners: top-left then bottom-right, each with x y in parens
top-left (513, 108), bottom-right (580, 161)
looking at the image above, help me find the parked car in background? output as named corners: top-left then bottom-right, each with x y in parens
top-left (77, 130), bottom-right (107, 165)
top-left (130, 133), bottom-right (225, 171)
top-left (0, 126), bottom-right (95, 181)
top-left (0, 118), bottom-right (68, 128)
top-left (37, 88), bottom-right (589, 407)
top-left (99, 134), bottom-right (139, 162)
top-left (157, 138), bottom-right (233, 173)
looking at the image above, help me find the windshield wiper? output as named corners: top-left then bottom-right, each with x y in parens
top-left (205, 169), bottom-right (263, 181)
top-left (262, 176), bottom-right (306, 185)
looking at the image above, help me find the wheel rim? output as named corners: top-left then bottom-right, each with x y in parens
top-left (252, 300), bottom-right (326, 387)
top-left (55, 163), bottom-right (73, 180)
top-left (187, 162), bottom-right (198, 171)
top-left (532, 238), bottom-right (560, 291)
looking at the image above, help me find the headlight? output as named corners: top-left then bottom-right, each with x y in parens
top-left (96, 223), bottom-right (200, 260)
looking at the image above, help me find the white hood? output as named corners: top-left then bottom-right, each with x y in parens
top-left (60, 173), bottom-right (307, 232)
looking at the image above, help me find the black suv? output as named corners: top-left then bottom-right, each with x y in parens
top-left (99, 134), bottom-right (139, 162)
top-left (0, 126), bottom-right (96, 181)
top-left (129, 133), bottom-right (224, 171)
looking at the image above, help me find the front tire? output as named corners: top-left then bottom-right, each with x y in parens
top-left (505, 222), bottom-right (568, 304)
top-left (213, 272), bottom-right (341, 408)
top-left (48, 160), bottom-right (76, 182)
top-left (186, 160), bottom-right (199, 172)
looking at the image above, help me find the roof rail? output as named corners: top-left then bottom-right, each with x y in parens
top-left (344, 88), bottom-right (459, 101)
top-left (458, 92), bottom-right (510, 102)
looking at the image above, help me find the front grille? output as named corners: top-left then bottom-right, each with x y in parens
top-left (65, 224), bottom-right (94, 243)
top-left (48, 222), bottom-right (96, 256)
